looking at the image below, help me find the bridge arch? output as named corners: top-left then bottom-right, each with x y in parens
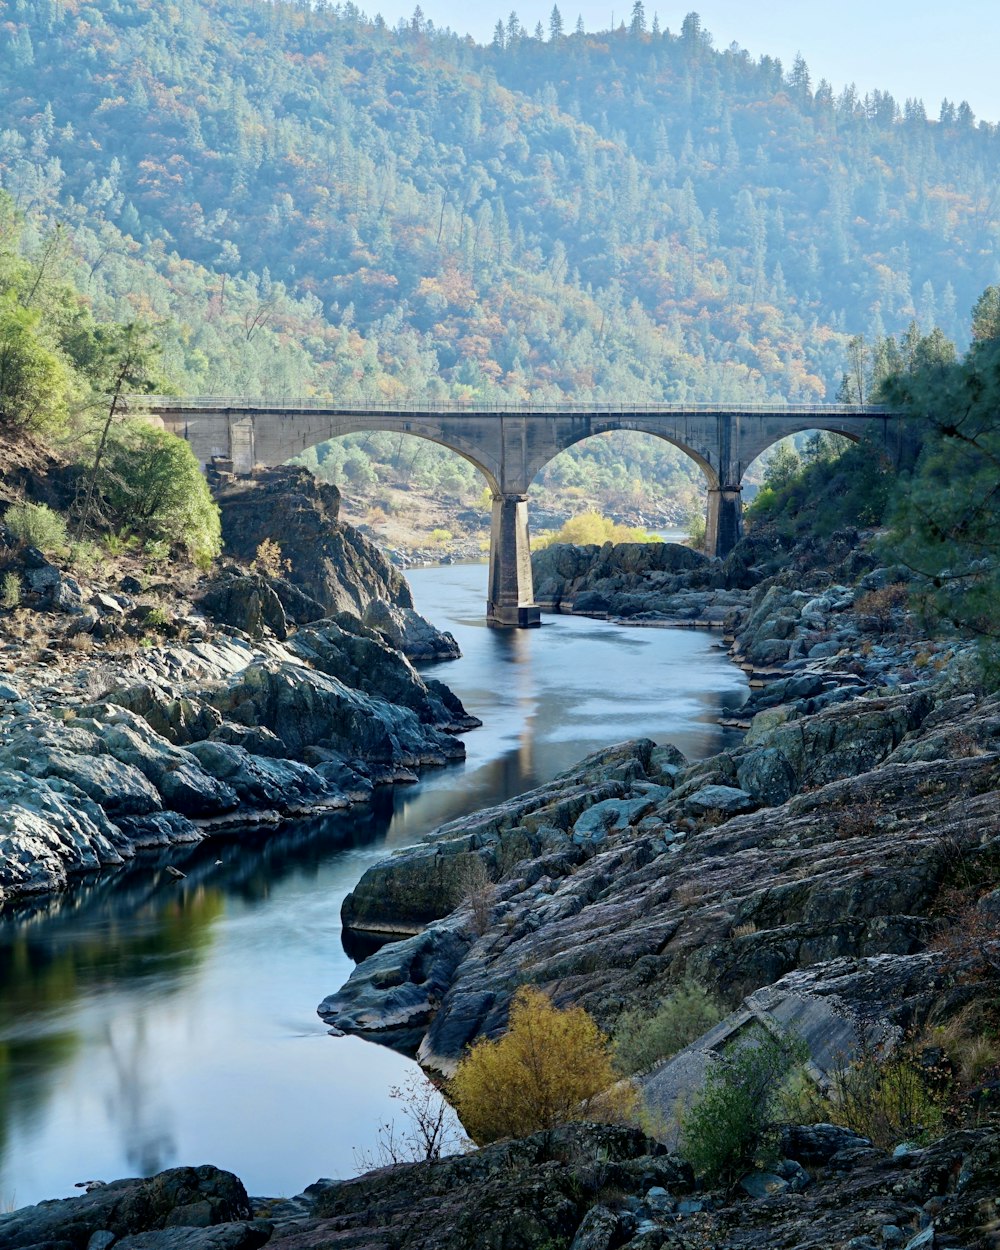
top-left (736, 421), bottom-right (882, 482)
top-left (256, 415), bottom-right (503, 497)
top-left (526, 422), bottom-right (722, 495)
top-left (526, 428), bottom-right (714, 548)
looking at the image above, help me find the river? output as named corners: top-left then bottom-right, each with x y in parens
top-left (0, 563), bottom-right (748, 1209)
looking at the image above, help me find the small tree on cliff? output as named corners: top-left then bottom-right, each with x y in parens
top-left (94, 420), bottom-right (222, 565)
top-left (75, 320), bottom-right (162, 536)
top-left (449, 986), bottom-right (630, 1145)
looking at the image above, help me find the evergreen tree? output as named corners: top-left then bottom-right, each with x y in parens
top-left (789, 54), bottom-right (811, 99)
top-left (971, 287), bottom-right (1000, 342)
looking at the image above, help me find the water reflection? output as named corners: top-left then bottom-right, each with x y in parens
top-left (0, 563), bottom-right (747, 1207)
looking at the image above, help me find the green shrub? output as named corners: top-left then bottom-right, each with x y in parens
top-left (69, 540), bottom-right (100, 576)
top-left (103, 532), bottom-right (132, 556)
top-left (532, 510), bottom-right (664, 551)
top-left (0, 299), bottom-right (71, 431)
top-left (686, 507), bottom-right (707, 552)
top-left (143, 605), bottom-right (170, 632)
top-left (1, 571), bottom-right (20, 609)
top-left (4, 501), bottom-right (68, 552)
top-left (825, 1025), bottom-right (945, 1149)
top-left (92, 421), bottom-right (221, 565)
top-left (613, 983), bottom-right (724, 1075)
top-left (679, 1029), bottom-right (806, 1186)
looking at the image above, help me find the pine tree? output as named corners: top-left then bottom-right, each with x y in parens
top-left (549, 4), bottom-right (564, 39)
top-left (789, 54), bottom-right (811, 99)
top-left (971, 286), bottom-right (1000, 341)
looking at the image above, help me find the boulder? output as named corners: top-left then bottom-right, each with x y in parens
top-left (362, 598), bottom-right (461, 661)
top-left (198, 574), bottom-right (288, 640)
top-left (185, 741), bottom-right (330, 811)
top-left (207, 659), bottom-right (466, 768)
top-left (0, 1165), bottom-right (253, 1249)
top-left (680, 784), bottom-right (757, 819)
top-left (571, 796), bottom-right (657, 848)
top-left (115, 811), bottom-right (202, 847)
top-left (288, 618), bottom-right (476, 731)
top-left (208, 722), bottom-right (290, 758)
top-left (0, 771), bottom-right (130, 894)
top-left (24, 748), bottom-right (162, 817)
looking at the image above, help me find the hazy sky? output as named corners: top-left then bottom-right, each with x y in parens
top-left (375, 1), bottom-right (1000, 125)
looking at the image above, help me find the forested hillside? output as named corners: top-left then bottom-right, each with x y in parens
top-left (1, 0), bottom-right (998, 513)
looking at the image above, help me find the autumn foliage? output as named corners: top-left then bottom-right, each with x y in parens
top-left (449, 986), bottom-right (629, 1145)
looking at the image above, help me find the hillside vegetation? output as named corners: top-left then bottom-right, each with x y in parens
top-left (2, 0), bottom-right (1000, 517)
top-left (0, 188), bottom-right (221, 564)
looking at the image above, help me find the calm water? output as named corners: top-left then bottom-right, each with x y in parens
top-left (0, 563), bottom-right (747, 1208)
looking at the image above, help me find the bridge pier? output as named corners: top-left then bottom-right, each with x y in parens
top-left (487, 493), bottom-right (541, 628)
top-left (706, 485), bottom-right (743, 558)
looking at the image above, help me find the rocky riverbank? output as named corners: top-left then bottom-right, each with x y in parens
top-left (0, 469), bottom-right (475, 908)
top-left (6, 504), bottom-right (1000, 1249)
top-left (319, 527), bottom-right (999, 1210)
top-left (5, 1118), bottom-right (1000, 1249)
top-left (322, 687), bottom-right (999, 1060)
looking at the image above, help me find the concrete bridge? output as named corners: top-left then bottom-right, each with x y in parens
top-left (142, 398), bottom-right (906, 626)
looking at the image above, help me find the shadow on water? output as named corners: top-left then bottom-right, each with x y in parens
top-left (0, 562), bottom-right (749, 1207)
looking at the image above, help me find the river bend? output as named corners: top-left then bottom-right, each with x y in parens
top-left (0, 563), bottom-right (748, 1207)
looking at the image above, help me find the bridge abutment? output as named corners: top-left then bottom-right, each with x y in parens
top-left (706, 486), bottom-right (743, 558)
top-left (487, 493), bottom-right (540, 628)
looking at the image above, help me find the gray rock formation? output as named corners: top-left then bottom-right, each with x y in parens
top-left (361, 598), bottom-right (461, 662)
top-left (213, 466), bottom-right (413, 616)
top-left (0, 1165), bottom-right (258, 1250)
top-left (322, 689), bottom-right (1000, 1085)
top-left (198, 573), bottom-right (291, 640)
top-left (6, 1120), bottom-right (1000, 1250)
top-left (0, 621), bottom-right (477, 904)
top-left (532, 540), bottom-right (746, 621)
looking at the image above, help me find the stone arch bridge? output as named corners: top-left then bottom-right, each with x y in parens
top-left (142, 399), bottom-right (908, 626)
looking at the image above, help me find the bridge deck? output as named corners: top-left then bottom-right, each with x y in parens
top-left (138, 396), bottom-right (895, 418)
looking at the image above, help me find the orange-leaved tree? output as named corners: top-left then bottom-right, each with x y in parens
top-left (449, 985), bottom-right (630, 1145)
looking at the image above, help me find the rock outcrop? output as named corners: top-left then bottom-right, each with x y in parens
top-left (532, 540), bottom-right (741, 620)
top-left (360, 598), bottom-right (461, 662)
top-left (0, 1165), bottom-right (262, 1250)
top-left (323, 686), bottom-right (1000, 1083)
top-left (6, 1122), bottom-right (1000, 1250)
top-left (0, 616), bottom-right (478, 905)
top-left (213, 467), bottom-right (413, 617)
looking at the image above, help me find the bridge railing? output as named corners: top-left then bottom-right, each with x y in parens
top-left (133, 395), bottom-right (895, 417)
